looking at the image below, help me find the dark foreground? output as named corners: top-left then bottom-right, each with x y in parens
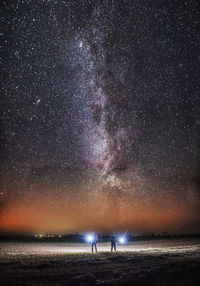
top-left (0, 238), bottom-right (200, 286)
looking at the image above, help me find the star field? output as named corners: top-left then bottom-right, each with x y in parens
top-left (0, 0), bottom-right (200, 233)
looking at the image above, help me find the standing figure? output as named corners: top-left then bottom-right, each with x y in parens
top-left (91, 234), bottom-right (98, 253)
top-left (111, 234), bottom-right (117, 252)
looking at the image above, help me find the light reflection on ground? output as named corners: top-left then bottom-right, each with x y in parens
top-left (1, 238), bottom-right (200, 256)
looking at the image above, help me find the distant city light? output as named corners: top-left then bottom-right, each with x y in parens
top-left (34, 234), bottom-right (63, 238)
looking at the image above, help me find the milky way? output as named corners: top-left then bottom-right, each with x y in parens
top-left (0, 0), bottom-right (200, 233)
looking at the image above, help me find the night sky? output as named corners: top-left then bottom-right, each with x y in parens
top-left (0, 0), bottom-right (200, 234)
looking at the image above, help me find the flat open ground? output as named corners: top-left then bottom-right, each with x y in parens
top-left (0, 238), bottom-right (200, 285)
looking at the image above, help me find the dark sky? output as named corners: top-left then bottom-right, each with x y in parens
top-left (0, 0), bottom-right (200, 234)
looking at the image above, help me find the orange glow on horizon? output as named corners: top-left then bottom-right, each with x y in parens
top-left (0, 190), bottom-right (199, 234)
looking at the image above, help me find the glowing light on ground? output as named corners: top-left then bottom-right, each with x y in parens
top-left (1, 239), bottom-right (200, 257)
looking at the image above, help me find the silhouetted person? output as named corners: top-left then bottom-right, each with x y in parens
top-left (92, 234), bottom-right (98, 253)
top-left (111, 234), bottom-right (117, 252)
